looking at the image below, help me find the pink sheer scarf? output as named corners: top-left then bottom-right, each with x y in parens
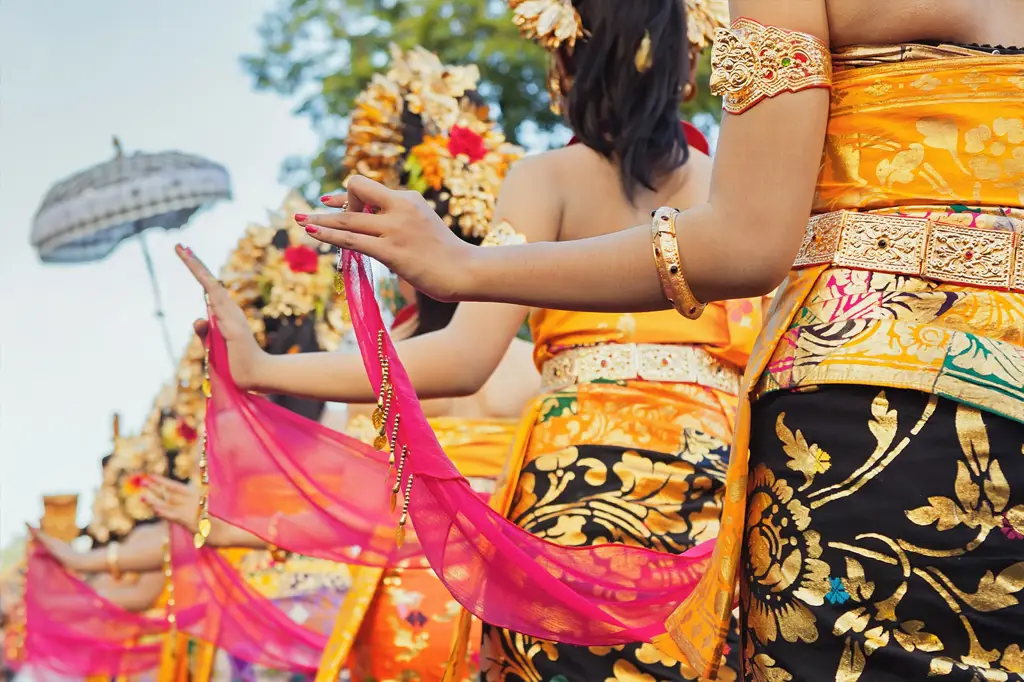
top-left (169, 526), bottom-right (339, 674)
top-left (204, 251), bottom-right (715, 646)
top-left (23, 533), bottom-right (165, 678)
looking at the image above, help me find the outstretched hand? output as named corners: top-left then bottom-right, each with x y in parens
top-left (297, 175), bottom-right (477, 302)
top-left (174, 245), bottom-right (265, 390)
top-left (142, 476), bottom-right (201, 534)
top-left (35, 532), bottom-right (85, 572)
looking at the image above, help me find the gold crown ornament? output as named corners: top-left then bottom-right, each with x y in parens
top-left (506, 0), bottom-right (729, 68)
top-left (342, 45), bottom-right (524, 240)
top-left (508, 0), bottom-right (585, 52)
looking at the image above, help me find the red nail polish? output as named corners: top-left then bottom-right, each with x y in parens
top-left (304, 225), bottom-right (319, 235)
top-left (294, 213), bottom-right (308, 223)
top-left (320, 195), bottom-right (332, 203)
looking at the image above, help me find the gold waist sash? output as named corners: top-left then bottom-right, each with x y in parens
top-left (540, 343), bottom-right (741, 395)
top-left (794, 210), bottom-right (1024, 290)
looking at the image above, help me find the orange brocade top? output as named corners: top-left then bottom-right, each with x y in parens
top-left (662, 51), bottom-right (1024, 677)
top-left (530, 304), bottom-right (763, 372)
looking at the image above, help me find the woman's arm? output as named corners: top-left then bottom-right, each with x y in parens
top-left (95, 571), bottom-right (166, 613)
top-left (37, 523), bottom-right (169, 574)
top-left (178, 156), bottom-right (559, 402)
top-left (304, 0), bottom-right (829, 312)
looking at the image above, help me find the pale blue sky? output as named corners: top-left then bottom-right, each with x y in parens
top-left (0, 0), bottom-right (319, 545)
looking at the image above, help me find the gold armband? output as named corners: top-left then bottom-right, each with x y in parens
top-left (651, 208), bottom-right (705, 320)
top-left (106, 541), bottom-right (122, 581)
top-left (710, 18), bottom-right (832, 115)
top-left (480, 220), bottom-right (527, 247)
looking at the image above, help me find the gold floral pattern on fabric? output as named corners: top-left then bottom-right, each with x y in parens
top-left (739, 386), bottom-right (1024, 681)
top-left (480, 378), bottom-right (741, 681)
top-left (666, 55), bottom-right (1024, 678)
top-left (347, 568), bottom-right (482, 682)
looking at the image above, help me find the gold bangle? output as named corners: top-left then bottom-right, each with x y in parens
top-left (710, 18), bottom-right (832, 115)
top-left (480, 219), bottom-right (528, 247)
top-left (106, 541), bottom-right (122, 581)
top-left (651, 207), bottom-right (706, 320)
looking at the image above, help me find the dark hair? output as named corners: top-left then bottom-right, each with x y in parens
top-left (397, 92), bottom-right (487, 337)
top-left (562, 0), bottom-right (690, 201)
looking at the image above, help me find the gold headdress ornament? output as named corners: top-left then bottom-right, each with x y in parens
top-left (508, 0), bottom-right (585, 52)
top-left (221, 191), bottom-right (352, 343)
top-left (341, 45), bottom-right (524, 240)
top-left (686, 0), bottom-right (729, 51)
top-left (506, 0), bottom-right (729, 65)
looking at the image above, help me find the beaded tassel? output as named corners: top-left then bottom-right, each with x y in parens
top-left (373, 385), bottom-right (393, 452)
top-left (396, 467), bottom-right (414, 548)
top-left (390, 438), bottom-right (408, 513)
top-left (333, 247), bottom-right (345, 296)
top-left (372, 331), bottom-right (392, 452)
top-left (163, 533), bottom-right (176, 628)
top-left (385, 412), bottom-right (401, 491)
top-left (195, 295), bottom-right (212, 549)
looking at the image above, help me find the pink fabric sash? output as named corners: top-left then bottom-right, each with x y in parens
top-left (169, 526), bottom-right (340, 674)
top-left (23, 533), bottom-right (165, 678)
top-left (203, 250), bottom-right (714, 646)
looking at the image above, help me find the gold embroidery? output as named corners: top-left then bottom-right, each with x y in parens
top-left (923, 223), bottom-right (1017, 289)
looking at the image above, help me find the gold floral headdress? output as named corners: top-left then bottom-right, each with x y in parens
top-left (221, 191), bottom-right (352, 345)
top-left (87, 412), bottom-right (169, 543)
top-left (342, 45), bottom-right (524, 240)
top-left (685, 0), bottom-right (729, 51)
top-left (508, 0), bottom-right (585, 52)
top-left (507, 0), bottom-right (728, 55)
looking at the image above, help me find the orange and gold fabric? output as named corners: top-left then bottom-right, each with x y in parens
top-left (662, 50), bottom-right (1024, 677)
top-left (471, 303), bottom-right (763, 682)
top-left (314, 416), bottom-right (515, 682)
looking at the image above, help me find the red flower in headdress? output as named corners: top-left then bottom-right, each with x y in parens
top-left (283, 245), bottom-right (319, 273)
top-left (122, 473), bottom-right (148, 497)
top-left (448, 126), bottom-right (488, 164)
top-left (176, 421), bottom-right (198, 443)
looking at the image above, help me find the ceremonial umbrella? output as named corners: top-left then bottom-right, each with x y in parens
top-left (30, 138), bottom-right (231, 364)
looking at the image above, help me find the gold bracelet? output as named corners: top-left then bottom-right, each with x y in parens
top-left (710, 18), bottom-right (832, 115)
top-left (480, 219), bottom-right (528, 247)
top-left (651, 207), bottom-right (705, 320)
top-left (106, 541), bottom-right (122, 581)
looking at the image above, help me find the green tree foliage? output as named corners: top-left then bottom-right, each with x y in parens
top-left (243, 0), bottom-right (721, 194)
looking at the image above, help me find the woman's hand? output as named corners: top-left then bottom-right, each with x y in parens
top-left (142, 476), bottom-right (201, 534)
top-left (174, 245), bottom-right (266, 390)
top-left (299, 176), bottom-right (478, 302)
top-left (35, 532), bottom-right (87, 572)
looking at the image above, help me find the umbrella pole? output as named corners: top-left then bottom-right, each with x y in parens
top-left (137, 231), bottom-right (177, 367)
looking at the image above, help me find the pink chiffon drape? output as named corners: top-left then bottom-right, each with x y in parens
top-left (202, 250), bottom-right (715, 646)
top-left (23, 532), bottom-right (165, 678)
top-left (169, 525), bottom-right (341, 674)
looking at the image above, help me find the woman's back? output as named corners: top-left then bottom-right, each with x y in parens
top-left (551, 144), bottom-right (714, 243)
top-left (827, 0), bottom-right (1022, 48)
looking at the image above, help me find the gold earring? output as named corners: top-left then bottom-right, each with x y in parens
top-left (684, 83), bottom-right (695, 100)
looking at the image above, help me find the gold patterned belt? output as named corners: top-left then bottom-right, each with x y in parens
top-left (540, 343), bottom-right (741, 395)
top-left (794, 210), bottom-right (1024, 290)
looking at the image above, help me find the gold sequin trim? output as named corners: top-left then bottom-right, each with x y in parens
top-left (540, 343), bottom-right (741, 395)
